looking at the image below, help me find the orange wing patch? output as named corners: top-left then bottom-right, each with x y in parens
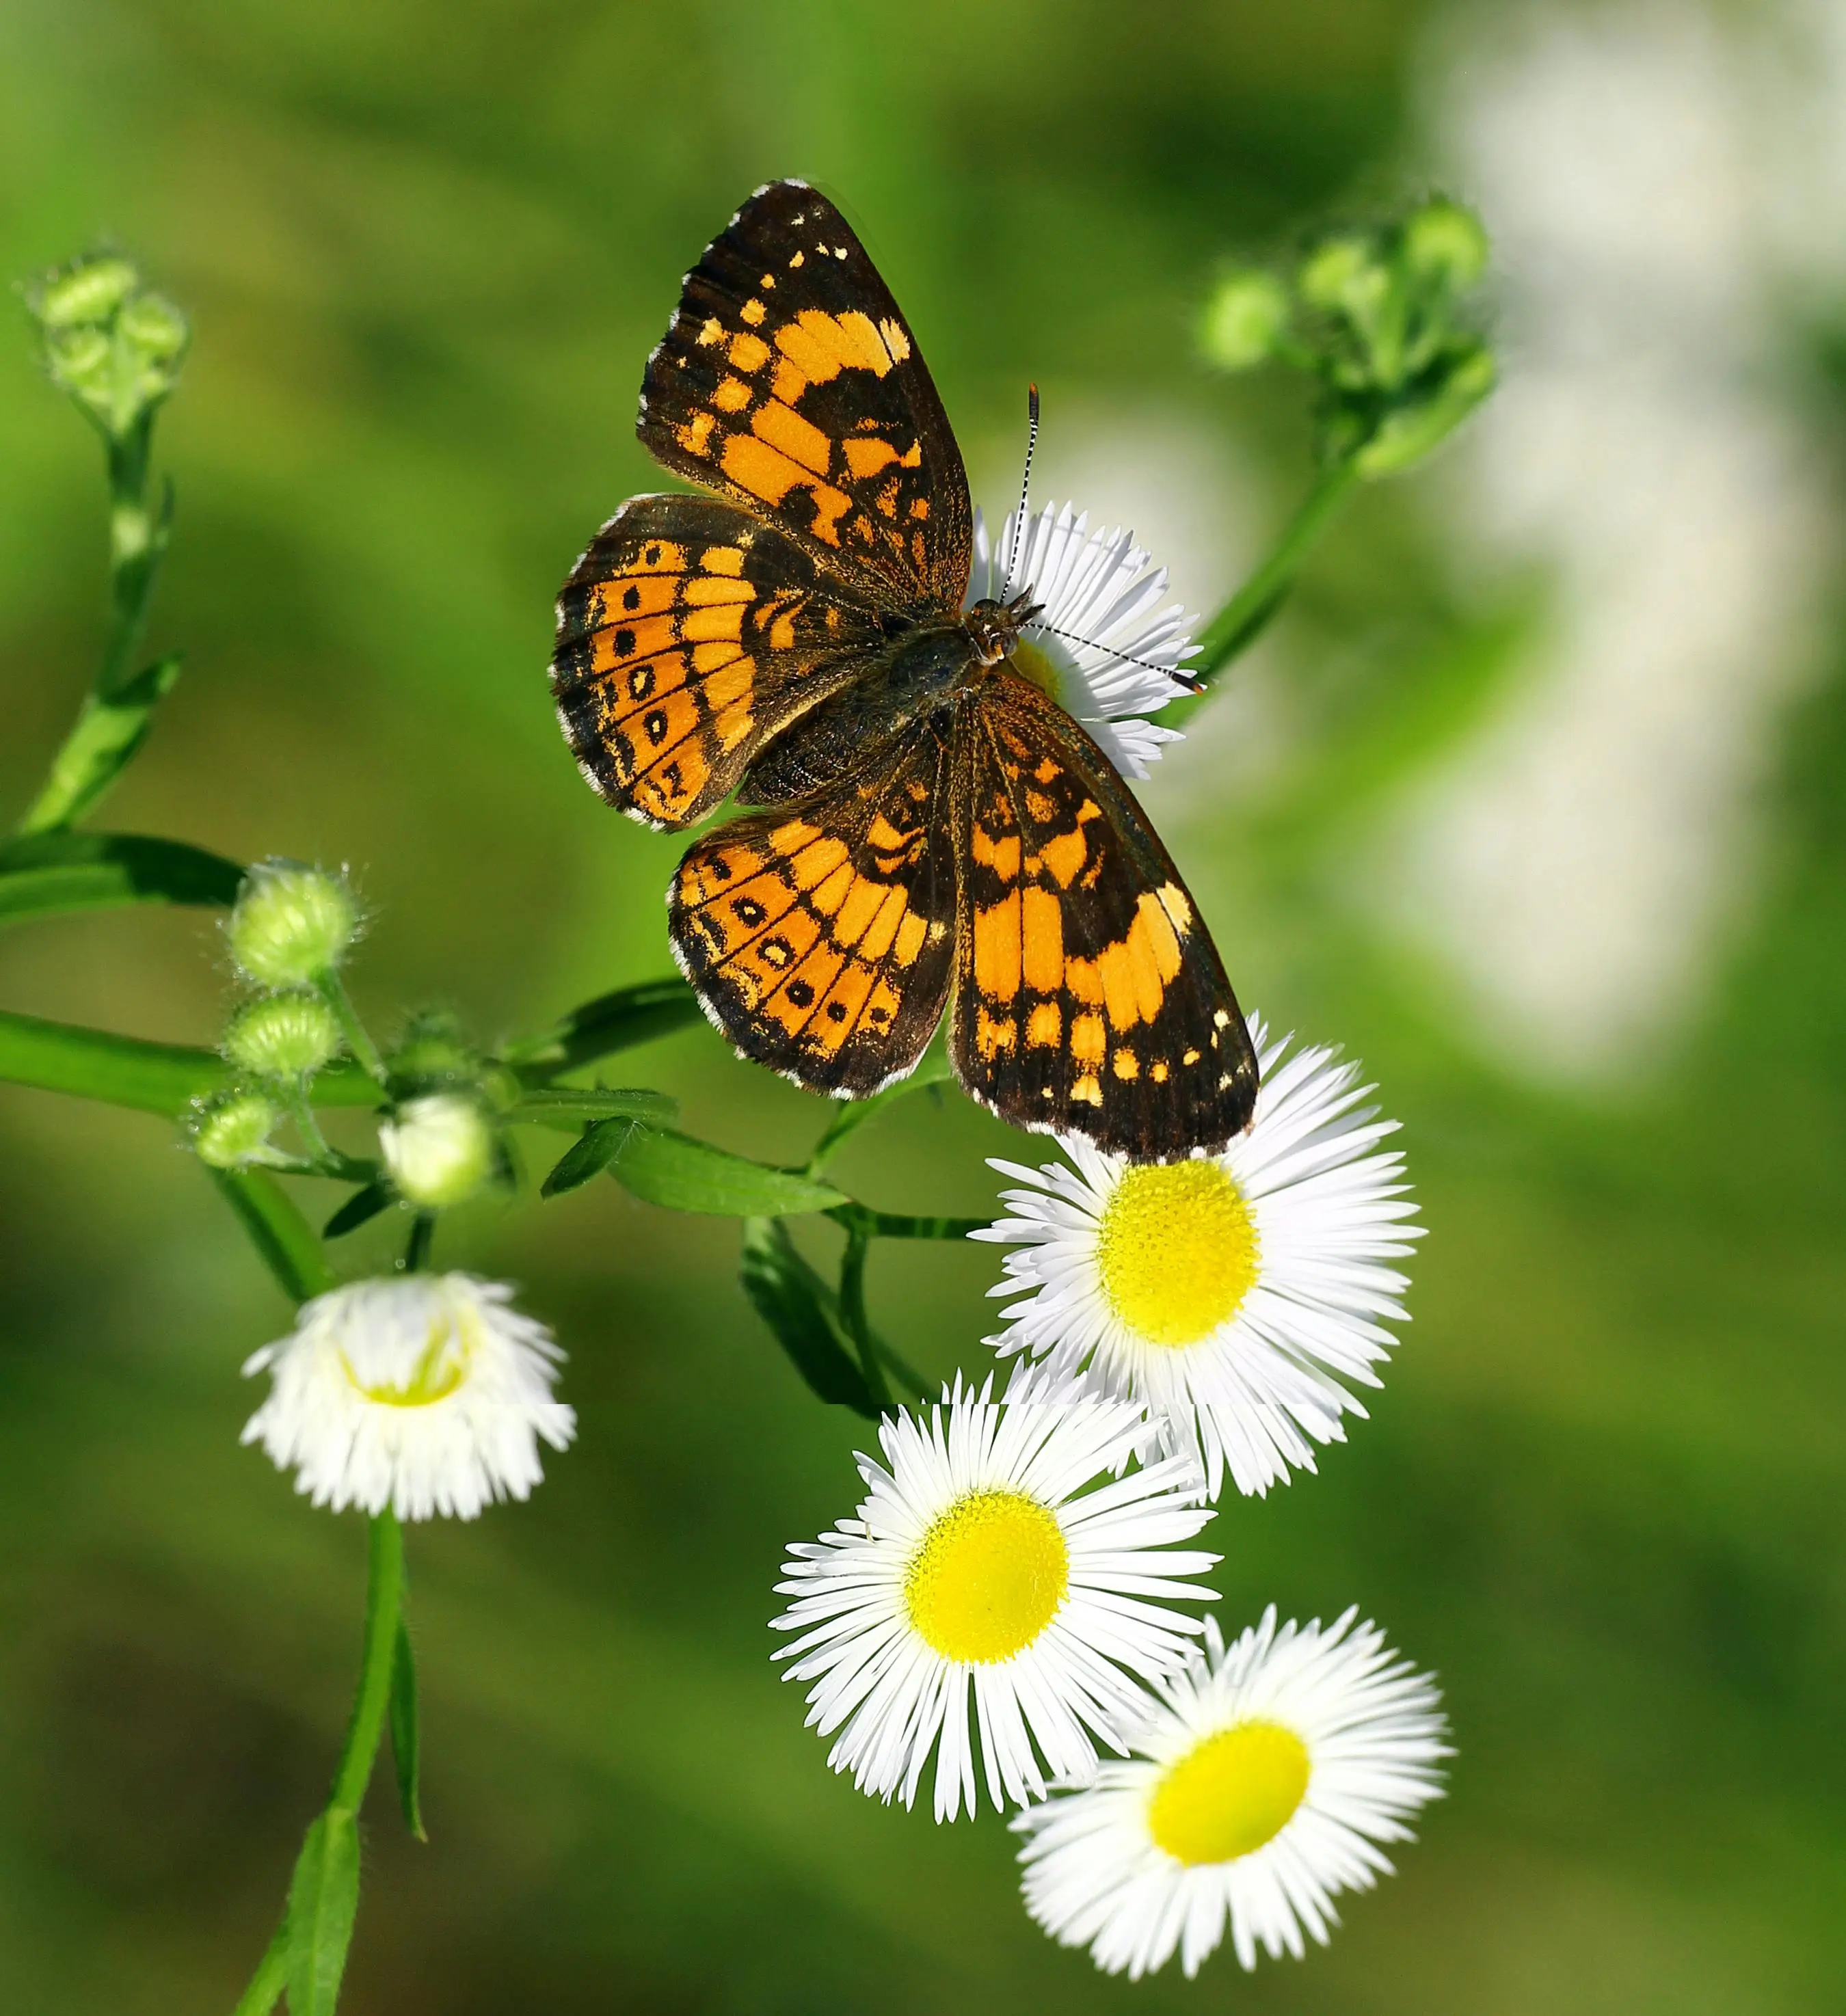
top-left (552, 493), bottom-right (885, 831)
top-left (638, 182), bottom-right (972, 607)
top-left (952, 672), bottom-right (1257, 1158)
top-left (669, 721), bottom-right (957, 1093)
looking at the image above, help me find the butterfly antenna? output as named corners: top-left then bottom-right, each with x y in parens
top-left (1030, 621), bottom-right (1206, 694)
top-left (1001, 383), bottom-right (1040, 598)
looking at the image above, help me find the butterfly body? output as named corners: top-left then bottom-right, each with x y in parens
top-left (553, 182), bottom-right (1258, 1159)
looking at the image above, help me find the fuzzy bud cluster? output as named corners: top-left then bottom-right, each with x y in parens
top-left (1199, 196), bottom-right (1494, 479)
top-left (28, 252), bottom-right (190, 441)
top-left (227, 860), bottom-right (359, 991)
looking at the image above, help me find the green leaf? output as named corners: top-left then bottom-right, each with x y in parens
top-left (608, 1125), bottom-right (848, 1215)
top-left (541, 1115), bottom-right (642, 1198)
top-left (511, 1086), bottom-right (678, 1133)
top-left (324, 1181), bottom-right (392, 1239)
top-left (283, 1808), bottom-right (362, 2016)
top-left (806, 1040), bottom-right (957, 1172)
top-left (0, 828), bottom-right (243, 926)
top-left (210, 1168), bottom-right (337, 1304)
top-left (738, 1218), bottom-right (878, 1415)
top-left (14, 650), bottom-right (185, 837)
top-left (500, 978), bottom-right (700, 1079)
top-left (388, 1619), bottom-right (425, 1841)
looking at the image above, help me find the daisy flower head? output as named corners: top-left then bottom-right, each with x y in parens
top-left (976, 1015), bottom-right (1422, 1500)
top-left (772, 1376), bottom-right (1219, 1823)
top-left (1015, 1607), bottom-right (1448, 1979)
top-left (969, 500), bottom-right (1199, 778)
top-left (241, 1273), bottom-right (576, 1520)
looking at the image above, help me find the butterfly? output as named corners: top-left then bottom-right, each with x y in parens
top-left (550, 181), bottom-right (1257, 1159)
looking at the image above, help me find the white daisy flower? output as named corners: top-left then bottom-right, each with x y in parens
top-left (241, 1274), bottom-right (576, 1520)
top-left (1015, 1606), bottom-right (1448, 1979)
top-left (974, 1014), bottom-right (1421, 1501)
top-left (772, 1377), bottom-right (1219, 1823)
top-left (969, 500), bottom-right (1199, 778)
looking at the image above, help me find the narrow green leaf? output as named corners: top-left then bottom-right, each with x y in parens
top-left (388, 1619), bottom-right (425, 1841)
top-left (828, 1205), bottom-right (989, 1241)
top-left (283, 1808), bottom-right (361, 2016)
top-left (500, 978), bottom-right (700, 1079)
top-left (806, 1041), bottom-right (957, 1172)
top-left (541, 1116), bottom-right (641, 1198)
top-left (210, 1167), bottom-right (337, 1304)
top-left (324, 1181), bottom-right (392, 1239)
top-left (14, 649), bottom-right (184, 836)
top-left (512, 1086), bottom-right (678, 1133)
top-left (608, 1125), bottom-right (848, 1215)
top-left (0, 829), bottom-right (243, 926)
top-left (738, 1218), bottom-right (878, 1415)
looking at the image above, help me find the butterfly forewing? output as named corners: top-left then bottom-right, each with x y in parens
top-left (551, 493), bottom-right (887, 830)
top-left (639, 181), bottom-right (972, 611)
top-left (951, 670), bottom-right (1257, 1157)
top-left (668, 717), bottom-right (958, 1094)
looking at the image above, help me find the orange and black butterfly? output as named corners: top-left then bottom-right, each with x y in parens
top-left (550, 182), bottom-right (1257, 1159)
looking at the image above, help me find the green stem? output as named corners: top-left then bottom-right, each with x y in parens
top-left (828, 1205), bottom-right (986, 1241)
top-left (282, 1080), bottom-right (334, 1164)
top-left (1189, 456), bottom-right (1360, 692)
top-left (403, 1213), bottom-right (435, 1274)
top-left (837, 1225), bottom-right (888, 1407)
top-left (332, 1512), bottom-right (407, 1811)
top-left (317, 969), bottom-right (387, 1087)
top-left (209, 1168), bottom-right (337, 1304)
top-left (229, 1918), bottom-right (289, 2016)
top-left (16, 419), bottom-right (174, 836)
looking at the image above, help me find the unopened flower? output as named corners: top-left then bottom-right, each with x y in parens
top-left (1015, 1607), bottom-right (1447, 1978)
top-left (969, 501), bottom-right (1199, 777)
top-left (191, 1088), bottom-right (284, 1169)
top-left (242, 1273), bottom-right (574, 1520)
top-left (379, 1092), bottom-right (494, 1209)
top-left (974, 1015), bottom-right (1421, 1499)
top-left (773, 1377), bottom-right (1218, 1823)
top-left (227, 861), bottom-right (358, 990)
top-left (224, 991), bottom-right (343, 1081)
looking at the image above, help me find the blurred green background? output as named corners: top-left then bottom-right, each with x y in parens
top-left (3, 1), bottom-right (1845, 2011)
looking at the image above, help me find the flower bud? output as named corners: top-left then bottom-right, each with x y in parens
top-left (1402, 198), bottom-right (1489, 293)
top-left (379, 1093), bottom-right (494, 1210)
top-left (224, 992), bottom-right (344, 1081)
top-left (1298, 235), bottom-right (1389, 321)
top-left (193, 1090), bottom-right (284, 1170)
top-left (1199, 269), bottom-right (1292, 372)
top-left (118, 291), bottom-right (189, 362)
top-left (35, 256), bottom-right (139, 331)
top-left (228, 861), bottom-right (359, 989)
top-left (389, 1012), bottom-right (478, 1094)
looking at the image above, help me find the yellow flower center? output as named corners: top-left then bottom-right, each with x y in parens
top-left (903, 1489), bottom-right (1069, 1663)
top-left (1147, 1720), bottom-right (1311, 1865)
top-left (344, 1314), bottom-right (472, 1408)
top-left (1008, 636), bottom-right (1062, 698)
top-left (1095, 1159), bottom-right (1259, 1347)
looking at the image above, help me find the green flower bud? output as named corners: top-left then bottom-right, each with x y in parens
top-left (1402, 199), bottom-right (1489, 293)
top-left (1352, 343), bottom-right (1497, 479)
top-left (44, 326), bottom-right (113, 406)
top-left (118, 291), bottom-right (189, 362)
top-left (193, 1089), bottom-right (284, 1170)
top-left (389, 1011), bottom-right (478, 1094)
top-left (227, 861), bottom-right (359, 989)
top-left (224, 992), bottom-right (344, 1081)
top-left (35, 256), bottom-right (139, 330)
top-left (379, 1093), bottom-right (494, 1210)
top-left (1199, 269), bottom-right (1292, 373)
top-left (1298, 235), bottom-right (1389, 321)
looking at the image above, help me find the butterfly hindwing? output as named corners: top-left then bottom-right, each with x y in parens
top-left (668, 718), bottom-right (957, 1094)
top-left (951, 669), bottom-right (1258, 1157)
top-left (639, 180), bottom-right (972, 611)
top-left (551, 493), bottom-right (887, 830)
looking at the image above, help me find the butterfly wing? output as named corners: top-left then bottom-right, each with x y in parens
top-left (951, 669), bottom-right (1257, 1157)
top-left (668, 717), bottom-right (958, 1094)
top-left (639, 180), bottom-right (972, 611)
top-left (552, 493), bottom-right (889, 830)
